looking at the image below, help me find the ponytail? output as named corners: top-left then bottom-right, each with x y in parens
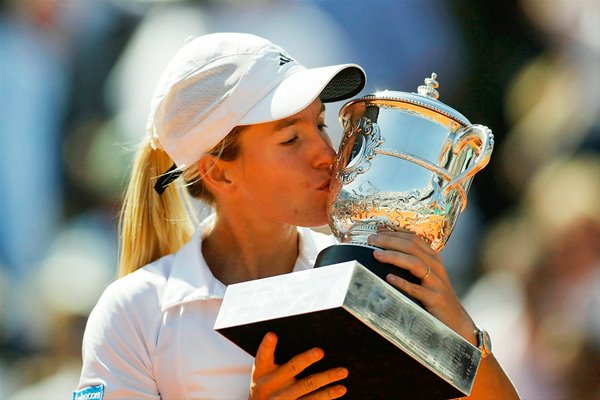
top-left (118, 141), bottom-right (197, 277)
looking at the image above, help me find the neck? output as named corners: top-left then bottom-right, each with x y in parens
top-left (202, 211), bottom-right (299, 285)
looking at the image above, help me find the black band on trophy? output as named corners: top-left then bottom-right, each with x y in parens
top-left (315, 244), bottom-right (423, 306)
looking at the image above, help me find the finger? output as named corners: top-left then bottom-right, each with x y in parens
top-left (268, 347), bottom-right (325, 386)
top-left (253, 332), bottom-right (278, 377)
top-left (386, 273), bottom-right (434, 301)
top-left (369, 231), bottom-right (439, 259)
top-left (297, 385), bottom-right (347, 400)
top-left (387, 273), bottom-right (472, 339)
top-left (372, 249), bottom-right (435, 282)
top-left (369, 233), bottom-right (446, 279)
top-left (276, 368), bottom-right (348, 399)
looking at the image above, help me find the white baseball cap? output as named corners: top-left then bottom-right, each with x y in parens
top-left (147, 32), bottom-right (366, 167)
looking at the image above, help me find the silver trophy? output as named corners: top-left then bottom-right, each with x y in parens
top-left (216, 74), bottom-right (489, 398)
top-left (315, 73), bottom-right (494, 286)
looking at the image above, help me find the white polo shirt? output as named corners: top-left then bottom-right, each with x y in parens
top-left (74, 223), bottom-right (337, 400)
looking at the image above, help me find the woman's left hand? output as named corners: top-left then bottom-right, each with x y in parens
top-left (367, 230), bottom-right (477, 345)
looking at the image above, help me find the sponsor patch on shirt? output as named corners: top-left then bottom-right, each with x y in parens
top-left (73, 384), bottom-right (104, 400)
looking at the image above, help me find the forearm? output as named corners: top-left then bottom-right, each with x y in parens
top-left (465, 354), bottom-right (520, 400)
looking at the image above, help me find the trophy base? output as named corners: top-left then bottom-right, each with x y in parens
top-left (215, 261), bottom-right (480, 399)
top-left (315, 244), bottom-right (422, 305)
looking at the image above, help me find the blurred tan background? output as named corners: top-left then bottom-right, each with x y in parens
top-left (0, 0), bottom-right (598, 399)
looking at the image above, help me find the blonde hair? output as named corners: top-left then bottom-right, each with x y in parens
top-left (118, 127), bottom-right (245, 277)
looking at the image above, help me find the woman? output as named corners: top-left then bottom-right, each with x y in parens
top-left (74, 33), bottom-right (519, 399)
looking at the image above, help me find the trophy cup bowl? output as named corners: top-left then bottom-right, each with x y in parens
top-left (315, 73), bottom-right (494, 288)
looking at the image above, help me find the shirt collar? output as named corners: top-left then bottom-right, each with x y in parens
top-left (161, 222), bottom-right (225, 311)
top-left (160, 218), bottom-right (332, 311)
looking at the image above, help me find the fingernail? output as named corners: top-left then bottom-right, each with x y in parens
top-left (373, 249), bottom-right (383, 256)
top-left (367, 234), bottom-right (376, 244)
top-left (337, 367), bottom-right (348, 377)
top-left (312, 348), bottom-right (323, 359)
top-left (334, 386), bottom-right (347, 396)
top-left (386, 273), bottom-right (397, 282)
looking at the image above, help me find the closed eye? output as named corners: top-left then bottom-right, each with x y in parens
top-left (280, 135), bottom-right (299, 146)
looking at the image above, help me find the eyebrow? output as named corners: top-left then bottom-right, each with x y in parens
top-left (274, 102), bottom-right (326, 131)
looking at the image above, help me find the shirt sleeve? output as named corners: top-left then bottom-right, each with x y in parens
top-left (75, 278), bottom-right (161, 400)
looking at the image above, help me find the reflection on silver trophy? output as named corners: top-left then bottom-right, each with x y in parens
top-left (328, 73), bottom-right (494, 251)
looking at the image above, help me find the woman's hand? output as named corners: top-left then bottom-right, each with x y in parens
top-left (249, 332), bottom-right (348, 400)
top-left (367, 231), bottom-right (478, 345)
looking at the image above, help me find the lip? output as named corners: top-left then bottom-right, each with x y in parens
top-left (316, 177), bottom-right (332, 191)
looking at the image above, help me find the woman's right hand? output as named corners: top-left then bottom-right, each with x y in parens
top-left (249, 332), bottom-right (348, 400)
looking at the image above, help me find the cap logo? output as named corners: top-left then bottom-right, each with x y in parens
top-left (279, 52), bottom-right (293, 66)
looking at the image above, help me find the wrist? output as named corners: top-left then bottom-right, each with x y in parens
top-left (455, 316), bottom-right (478, 347)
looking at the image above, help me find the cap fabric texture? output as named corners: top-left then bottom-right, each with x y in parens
top-left (147, 32), bottom-right (366, 167)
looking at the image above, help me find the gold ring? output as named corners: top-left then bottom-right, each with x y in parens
top-left (421, 265), bottom-right (431, 281)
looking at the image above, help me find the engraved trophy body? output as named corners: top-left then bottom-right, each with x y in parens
top-left (315, 73), bottom-right (494, 287)
top-left (215, 74), bottom-right (491, 398)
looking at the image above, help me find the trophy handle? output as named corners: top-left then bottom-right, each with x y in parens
top-left (442, 124), bottom-right (494, 210)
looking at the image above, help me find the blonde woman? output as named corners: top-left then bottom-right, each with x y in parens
top-left (74, 33), bottom-right (519, 400)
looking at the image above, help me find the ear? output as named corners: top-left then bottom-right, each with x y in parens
top-left (196, 155), bottom-right (235, 195)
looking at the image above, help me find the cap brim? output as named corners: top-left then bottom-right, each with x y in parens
top-left (239, 64), bottom-right (365, 125)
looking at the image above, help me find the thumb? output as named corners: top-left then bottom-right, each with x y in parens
top-left (253, 332), bottom-right (278, 377)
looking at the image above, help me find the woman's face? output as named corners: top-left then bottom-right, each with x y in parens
top-left (226, 98), bottom-right (335, 227)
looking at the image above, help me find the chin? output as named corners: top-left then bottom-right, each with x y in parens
top-left (295, 213), bottom-right (329, 229)
top-left (286, 199), bottom-right (328, 228)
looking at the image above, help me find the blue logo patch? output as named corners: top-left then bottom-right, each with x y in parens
top-left (73, 384), bottom-right (104, 400)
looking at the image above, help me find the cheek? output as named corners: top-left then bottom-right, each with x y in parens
top-left (269, 155), bottom-right (311, 189)
top-left (285, 171), bottom-right (312, 191)
top-left (300, 180), bottom-right (311, 189)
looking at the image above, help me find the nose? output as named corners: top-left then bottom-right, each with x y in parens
top-left (312, 131), bottom-right (336, 170)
